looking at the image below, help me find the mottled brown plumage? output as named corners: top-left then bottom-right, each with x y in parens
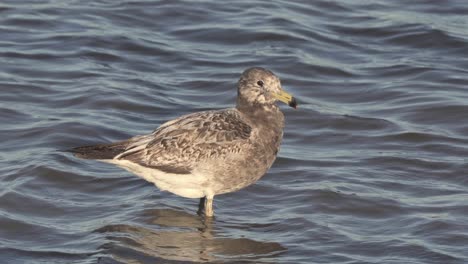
top-left (120, 110), bottom-right (252, 174)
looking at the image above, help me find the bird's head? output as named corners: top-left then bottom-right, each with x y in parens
top-left (237, 67), bottom-right (297, 109)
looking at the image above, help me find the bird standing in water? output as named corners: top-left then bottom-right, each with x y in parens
top-left (71, 67), bottom-right (297, 217)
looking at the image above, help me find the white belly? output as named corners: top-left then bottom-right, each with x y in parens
top-left (102, 159), bottom-right (211, 198)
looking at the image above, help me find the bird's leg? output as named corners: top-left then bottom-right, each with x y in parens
top-left (197, 196), bottom-right (214, 217)
top-left (204, 196), bottom-right (214, 217)
top-left (197, 197), bottom-right (206, 215)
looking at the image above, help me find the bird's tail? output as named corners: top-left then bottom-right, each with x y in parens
top-left (69, 141), bottom-right (128, 160)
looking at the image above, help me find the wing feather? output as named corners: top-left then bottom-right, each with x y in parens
top-left (116, 109), bottom-right (252, 174)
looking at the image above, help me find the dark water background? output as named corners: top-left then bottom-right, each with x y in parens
top-left (1, 0), bottom-right (468, 263)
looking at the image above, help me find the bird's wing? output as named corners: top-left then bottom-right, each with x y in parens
top-left (115, 109), bottom-right (252, 174)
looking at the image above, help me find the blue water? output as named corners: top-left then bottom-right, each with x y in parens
top-left (1, 1), bottom-right (468, 263)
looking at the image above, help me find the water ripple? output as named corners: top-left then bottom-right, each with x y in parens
top-left (1, 0), bottom-right (468, 263)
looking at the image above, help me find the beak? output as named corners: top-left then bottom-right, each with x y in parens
top-left (272, 89), bottom-right (298, 109)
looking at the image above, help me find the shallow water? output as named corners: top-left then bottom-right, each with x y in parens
top-left (1, 0), bottom-right (468, 263)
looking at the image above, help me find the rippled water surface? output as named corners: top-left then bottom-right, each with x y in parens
top-left (2, 1), bottom-right (468, 263)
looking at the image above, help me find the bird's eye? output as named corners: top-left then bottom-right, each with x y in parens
top-left (257, 80), bottom-right (264, 87)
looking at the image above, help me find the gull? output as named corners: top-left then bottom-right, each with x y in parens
top-left (71, 67), bottom-right (297, 217)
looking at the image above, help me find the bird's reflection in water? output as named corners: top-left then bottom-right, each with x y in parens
top-left (96, 208), bottom-right (285, 263)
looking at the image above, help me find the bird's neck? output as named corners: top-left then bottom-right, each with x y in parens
top-left (237, 97), bottom-right (285, 159)
top-left (236, 97), bottom-right (284, 132)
